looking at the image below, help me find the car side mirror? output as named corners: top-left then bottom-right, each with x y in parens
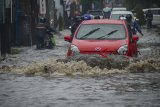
top-left (64, 35), bottom-right (72, 42)
top-left (132, 35), bottom-right (139, 42)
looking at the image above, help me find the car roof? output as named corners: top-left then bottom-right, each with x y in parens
top-left (111, 11), bottom-right (133, 14)
top-left (112, 7), bottom-right (127, 11)
top-left (87, 10), bottom-right (104, 14)
top-left (88, 10), bottom-right (103, 12)
top-left (81, 19), bottom-right (125, 25)
top-left (143, 8), bottom-right (160, 12)
top-left (143, 8), bottom-right (160, 10)
top-left (88, 10), bottom-right (102, 12)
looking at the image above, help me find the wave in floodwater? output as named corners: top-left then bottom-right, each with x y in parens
top-left (0, 55), bottom-right (160, 76)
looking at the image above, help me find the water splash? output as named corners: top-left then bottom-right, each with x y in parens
top-left (1, 55), bottom-right (159, 77)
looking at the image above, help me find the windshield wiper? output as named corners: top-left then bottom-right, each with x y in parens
top-left (96, 29), bottom-right (118, 39)
top-left (79, 28), bottom-right (100, 39)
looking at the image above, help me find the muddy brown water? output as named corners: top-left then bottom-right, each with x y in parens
top-left (0, 28), bottom-right (160, 107)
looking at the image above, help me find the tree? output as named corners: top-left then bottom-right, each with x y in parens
top-left (124, 0), bottom-right (160, 10)
top-left (134, 5), bottom-right (145, 26)
top-left (123, 0), bottom-right (137, 10)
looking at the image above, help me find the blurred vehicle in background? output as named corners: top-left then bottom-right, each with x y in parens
top-left (143, 8), bottom-right (160, 25)
top-left (87, 10), bottom-right (105, 19)
top-left (112, 7), bottom-right (127, 11)
top-left (110, 11), bottom-right (135, 21)
top-left (64, 19), bottom-right (139, 57)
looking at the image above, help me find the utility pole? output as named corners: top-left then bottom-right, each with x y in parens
top-left (0, 0), bottom-right (6, 56)
top-left (30, 0), bottom-right (38, 45)
top-left (5, 0), bottom-right (11, 54)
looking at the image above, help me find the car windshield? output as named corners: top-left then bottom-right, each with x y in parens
top-left (111, 14), bottom-right (130, 20)
top-left (89, 11), bottom-right (103, 16)
top-left (76, 24), bottom-right (126, 40)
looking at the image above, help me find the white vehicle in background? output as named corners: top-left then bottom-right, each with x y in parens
top-left (112, 7), bottom-right (127, 11)
top-left (143, 8), bottom-right (160, 25)
top-left (110, 10), bottom-right (135, 21)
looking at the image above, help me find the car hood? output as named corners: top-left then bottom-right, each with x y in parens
top-left (72, 39), bottom-right (127, 52)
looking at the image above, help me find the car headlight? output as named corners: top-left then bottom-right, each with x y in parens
top-left (117, 45), bottom-right (128, 55)
top-left (70, 45), bottom-right (80, 56)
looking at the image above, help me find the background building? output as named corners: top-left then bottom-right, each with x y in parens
top-left (0, 0), bottom-right (11, 56)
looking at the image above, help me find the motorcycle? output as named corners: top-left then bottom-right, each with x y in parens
top-left (44, 31), bottom-right (56, 49)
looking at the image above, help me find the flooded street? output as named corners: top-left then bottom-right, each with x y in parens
top-left (138, 26), bottom-right (160, 58)
top-left (0, 26), bottom-right (160, 107)
top-left (0, 73), bottom-right (160, 107)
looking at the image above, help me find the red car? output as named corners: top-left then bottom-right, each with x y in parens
top-left (64, 19), bottom-right (139, 57)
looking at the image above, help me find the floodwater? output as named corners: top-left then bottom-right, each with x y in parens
top-left (0, 73), bottom-right (160, 107)
top-left (0, 27), bottom-right (160, 107)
